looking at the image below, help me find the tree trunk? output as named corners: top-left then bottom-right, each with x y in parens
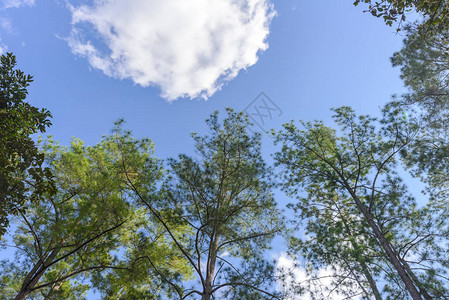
top-left (400, 257), bottom-right (433, 300)
top-left (14, 289), bottom-right (29, 300)
top-left (346, 187), bottom-right (423, 300)
top-left (360, 262), bottom-right (382, 300)
top-left (342, 216), bottom-right (382, 300)
top-left (202, 233), bottom-right (220, 300)
top-left (15, 247), bottom-right (61, 300)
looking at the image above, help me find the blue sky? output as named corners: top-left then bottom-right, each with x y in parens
top-left (1, 0), bottom-right (408, 298)
top-left (0, 0), bottom-right (405, 159)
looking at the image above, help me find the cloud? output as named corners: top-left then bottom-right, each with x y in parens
top-left (0, 17), bottom-right (13, 33)
top-left (0, 1), bottom-right (34, 52)
top-left (0, 41), bottom-right (7, 54)
top-left (275, 253), bottom-right (363, 300)
top-left (2, 0), bottom-right (35, 9)
top-left (67, 0), bottom-right (275, 101)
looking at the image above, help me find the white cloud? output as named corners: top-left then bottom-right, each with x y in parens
top-left (0, 0), bottom-right (35, 53)
top-left (0, 17), bottom-right (12, 33)
top-left (276, 253), bottom-right (363, 300)
top-left (2, 0), bottom-right (35, 9)
top-left (0, 41), bottom-right (7, 54)
top-left (67, 0), bottom-right (275, 101)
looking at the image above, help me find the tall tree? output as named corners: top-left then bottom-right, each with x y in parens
top-left (123, 108), bottom-right (283, 299)
top-left (391, 24), bottom-right (449, 219)
top-left (0, 122), bottom-right (191, 300)
top-left (392, 27), bottom-right (449, 120)
top-left (389, 30), bottom-right (449, 300)
top-left (0, 53), bottom-right (53, 237)
top-left (281, 188), bottom-right (384, 300)
top-left (274, 105), bottom-right (449, 299)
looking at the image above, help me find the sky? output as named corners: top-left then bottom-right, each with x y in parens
top-left (0, 0), bottom-right (405, 158)
top-left (0, 0), bottom-right (408, 298)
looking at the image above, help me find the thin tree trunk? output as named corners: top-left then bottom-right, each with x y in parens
top-left (400, 257), bottom-right (433, 300)
top-left (360, 262), bottom-right (382, 300)
top-left (202, 233), bottom-right (220, 300)
top-left (346, 187), bottom-right (423, 300)
top-left (15, 247), bottom-right (61, 300)
top-left (342, 215), bottom-right (382, 300)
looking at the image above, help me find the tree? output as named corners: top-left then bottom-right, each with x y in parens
top-left (389, 30), bottom-right (449, 300)
top-left (392, 25), bottom-right (449, 207)
top-left (353, 0), bottom-right (449, 33)
top-left (123, 108), bottom-right (283, 299)
top-left (0, 122), bottom-right (191, 299)
top-left (353, 0), bottom-right (449, 27)
top-left (280, 188), bottom-right (384, 300)
top-left (274, 105), bottom-right (449, 299)
top-left (392, 26), bottom-right (449, 117)
top-left (0, 53), bottom-right (53, 237)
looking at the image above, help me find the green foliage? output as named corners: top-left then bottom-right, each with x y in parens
top-left (0, 52), bottom-right (53, 237)
top-left (274, 105), bottom-right (448, 299)
top-left (389, 26), bottom-right (449, 299)
top-left (129, 108), bottom-right (283, 299)
top-left (0, 122), bottom-right (191, 299)
top-left (392, 26), bottom-right (449, 192)
top-left (353, 0), bottom-right (449, 33)
top-left (392, 27), bottom-right (449, 117)
top-left (392, 26), bottom-right (449, 243)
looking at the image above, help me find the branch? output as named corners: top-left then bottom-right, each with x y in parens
top-left (211, 282), bottom-right (279, 299)
top-left (115, 137), bottom-right (203, 284)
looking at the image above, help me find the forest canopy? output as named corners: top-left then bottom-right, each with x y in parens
top-left (2, 1), bottom-right (449, 299)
